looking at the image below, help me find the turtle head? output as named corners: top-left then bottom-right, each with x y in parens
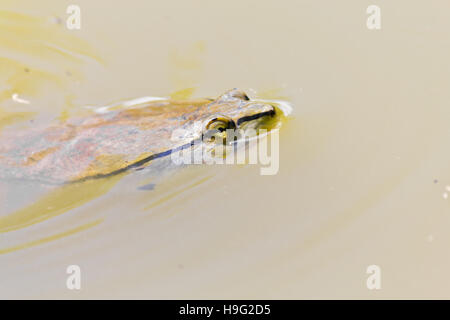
top-left (201, 88), bottom-right (276, 144)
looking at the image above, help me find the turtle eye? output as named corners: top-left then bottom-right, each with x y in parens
top-left (203, 116), bottom-right (237, 144)
top-left (205, 117), bottom-right (236, 132)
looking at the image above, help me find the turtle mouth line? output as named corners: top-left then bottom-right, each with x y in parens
top-left (236, 109), bottom-right (275, 126)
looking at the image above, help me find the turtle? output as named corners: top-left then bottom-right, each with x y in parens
top-left (0, 89), bottom-right (281, 184)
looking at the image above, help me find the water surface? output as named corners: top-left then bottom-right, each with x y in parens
top-left (1, 0), bottom-right (450, 299)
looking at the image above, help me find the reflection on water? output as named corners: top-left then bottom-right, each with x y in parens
top-left (0, 219), bottom-right (102, 255)
top-left (0, 175), bottom-right (122, 233)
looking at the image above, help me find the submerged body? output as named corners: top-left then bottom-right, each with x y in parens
top-left (0, 89), bottom-right (278, 184)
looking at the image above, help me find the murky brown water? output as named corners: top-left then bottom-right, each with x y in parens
top-left (1, 0), bottom-right (450, 299)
